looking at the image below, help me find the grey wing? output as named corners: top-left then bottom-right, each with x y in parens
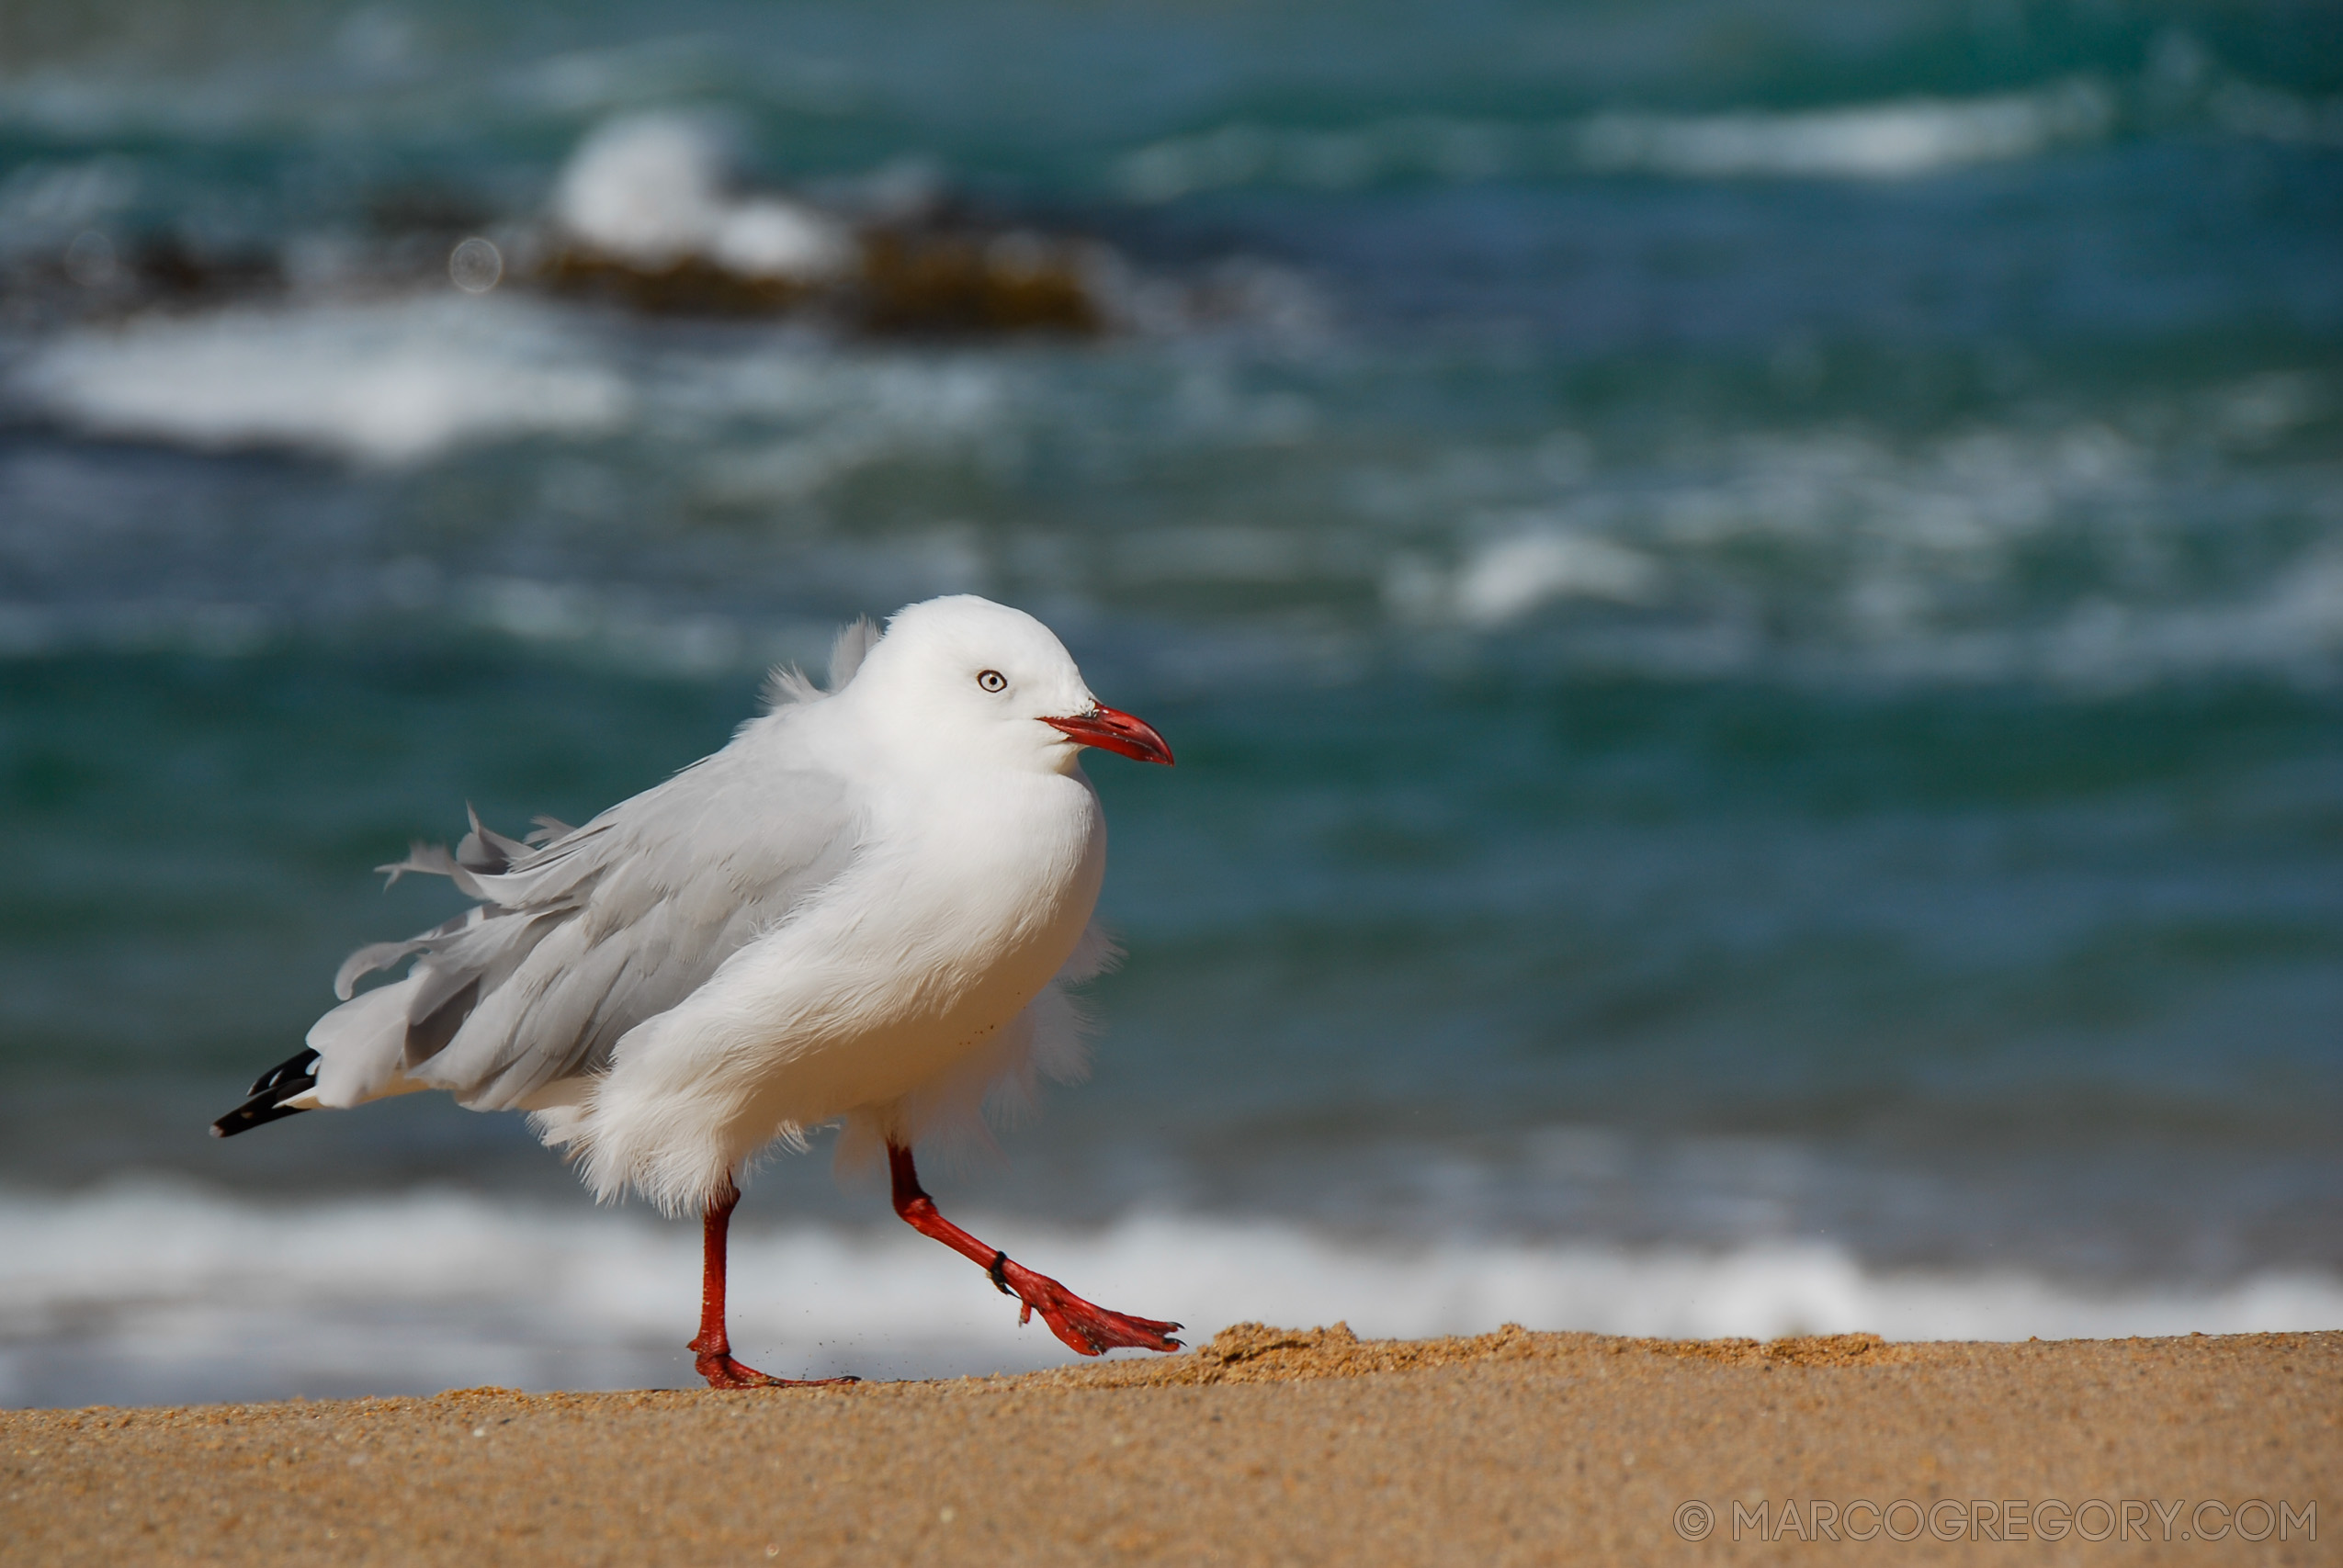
top-left (320, 728), bottom-right (860, 1113)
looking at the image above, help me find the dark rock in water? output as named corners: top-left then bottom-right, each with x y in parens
top-left (0, 230), bottom-right (284, 330)
top-left (533, 225), bottom-right (1109, 335)
top-left (534, 247), bottom-right (830, 317)
top-left (129, 235), bottom-right (280, 300)
top-left (855, 228), bottom-right (1104, 336)
top-left (521, 110), bottom-right (1112, 335)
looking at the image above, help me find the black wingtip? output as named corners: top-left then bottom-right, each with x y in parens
top-left (246, 1047), bottom-right (322, 1100)
top-left (209, 1089), bottom-right (315, 1138)
top-left (210, 1048), bottom-right (323, 1138)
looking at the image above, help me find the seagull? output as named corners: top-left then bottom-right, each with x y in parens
top-left (212, 595), bottom-right (1183, 1387)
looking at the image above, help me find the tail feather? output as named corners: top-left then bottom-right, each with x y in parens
top-left (209, 1048), bottom-right (322, 1138)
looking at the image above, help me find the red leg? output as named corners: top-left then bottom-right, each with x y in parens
top-left (686, 1176), bottom-right (857, 1390)
top-left (888, 1144), bottom-right (1183, 1357)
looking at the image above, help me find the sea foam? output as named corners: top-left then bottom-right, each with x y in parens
top-left (4, 1183), bottom-right (2336, 1409)
top-left (1113, 81), bottom-right (2115, 200)
top-left (551, 112), bottom-right (855, 280)
top-left (14, 296), bottom-right (633, 466)
top-left (1573, 82), bottom-right (2114, 180)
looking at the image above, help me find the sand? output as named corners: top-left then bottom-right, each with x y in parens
top-left (5, 1325), bottom-right (2334, 1565)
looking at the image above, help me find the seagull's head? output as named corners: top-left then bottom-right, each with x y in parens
top-left (847, 595), bottom-right (1173, 774)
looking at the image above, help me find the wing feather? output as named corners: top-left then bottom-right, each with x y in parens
top-left (307, 711), bottom-right (861, 1113)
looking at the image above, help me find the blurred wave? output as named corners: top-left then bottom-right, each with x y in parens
top-left (1116, 81), bottom-right (2124, 199)
top-left (9, 1183), bottom-right (2340, 1408)
top-left (6, 336), bottom-right (2337, 690)
top-left (15, 297), bottom-right (633, 465)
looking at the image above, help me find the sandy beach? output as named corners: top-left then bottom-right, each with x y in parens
top-left (5, 1325), bottom-right (2333, 1564)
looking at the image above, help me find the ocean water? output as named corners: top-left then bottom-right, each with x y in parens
top-left (2, 0), bottom-right (2339, 1408)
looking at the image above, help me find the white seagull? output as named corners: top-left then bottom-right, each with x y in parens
top-left (213, 595), bottom-right (1182, 1386)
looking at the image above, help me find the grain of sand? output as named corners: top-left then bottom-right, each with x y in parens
top-left (5, 1325), bottom-right (2335, 1565)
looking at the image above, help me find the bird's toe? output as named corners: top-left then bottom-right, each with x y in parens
top-left (696, 1352), bottom-right (856, 1390)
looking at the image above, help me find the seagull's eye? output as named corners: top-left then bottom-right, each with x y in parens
top-left (975, 670), bottom-right (1008, 694)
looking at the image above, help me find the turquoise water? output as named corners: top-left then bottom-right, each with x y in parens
top-left (2, 0), bottom-right (2339, 1404)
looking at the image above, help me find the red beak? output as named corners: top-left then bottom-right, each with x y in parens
top-left (1042, 705), bottom-right (1174, 766)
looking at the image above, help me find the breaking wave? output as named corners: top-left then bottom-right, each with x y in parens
top-left (1114, 81), bottom-right (2119, 200)
top-left (5, 347), bottom-right (2338, 691)
top-left (13, 296), bottom-right (634, 466)
top-left (6, 1183), bottom-right (2337, 1409)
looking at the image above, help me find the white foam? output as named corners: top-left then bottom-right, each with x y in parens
top-left (13, 296), bottom-right (633, 466)
top-left (1113, 82), bottom-right (2115, 199)
top-left (1446, 529), bottom-right (1665, 626)
top-left (552, 112), bottom-right (855, 281)
top-left (1363, 402), bottom-right (2343, 686)
top-left (1575, 81), bottom-right (2113, 179)
top-left (3, 1183), bottom-right (2336, 1408)
top-left (11, 284), bottom-right (1036, 472)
